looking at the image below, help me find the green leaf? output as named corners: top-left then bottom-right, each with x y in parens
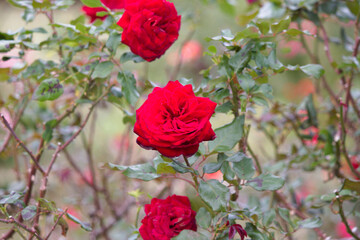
top-left (231, 153), bottom-right (256, 180)
top-left (33, 78), bottom-right (64, 101)
top-left (215, 101), bottom-right (233, 113)
top-left (0, 40), bottom-right (19, 52)
top-left (221, 161), bottom-right (235, 182)
top-left (263, 209), bottom-right (276, 226)
top-left (208, 116), bottom-right (244, 153)
top-left (196, 207), bottom-right (212, 229)
top-left (106, 32), bottom-right (122, 54)
top-left (238, 73), bottom-right (255, 93)
top-left (21, 205), bottom-right (37, 221)
top-left (117, 71), bottom-right (139, 106)
top-left (91, 61), bottom-right (114, 79)
top-left (246, 173), bottom-right (285, 191)
top-left (346, 0), bottom-right (359, 16)
top-left (156, 163), bottom-right (176, 174)
top-left (229, 42), bottom-right (253, 73)
top-left (80, 0), bottom-right (102, 7)
top-left (203, 154), bottom-right (226, 174)
top-left (300, 64), bottom-right (325, 79)
top-left (245, 222), bottom-right (268, 240)
top-left (217, 0), bottom-right (235, 16)
top-left (172, 230), bottom-right (209, 240)
top-left (298, 217), bottom-right (323, 229)
top-left (341, 178), bottom-right (360, 195)
top-left (256, 21), bottom-right (270, 35)
top-left (285, 28), bottom-right (306, 37)
top-left (271, 16), bottom-right (291, 34)
top-left (0, 192), bottom-right (22, 204)
top-left (104, 162), bottom-right (160, 181)
top-left (304, 94), bottom-right (318, 127)
top-left (66, 212), bottom-right (92, 231)
top-left (38, 198), bottom-right (57, 212)
top-left (120, 52), bottom-right (145, 63)
top-left (54, 214), bottom-right (68, 236)
top-left (234, 28), bottom-right (260, 41)
top-left (198, 180), bottom-right (230, 211)
top-left (42, 119), bottom-right (57, 143)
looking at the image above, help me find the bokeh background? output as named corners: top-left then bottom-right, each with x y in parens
top-left (0, 0), bottom-right (359, 239)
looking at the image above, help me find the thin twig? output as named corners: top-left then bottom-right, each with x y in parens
top-left (0, 114), bottom-right (45, 175)
top-left (0, 96), bottom-right (28, 153)
top-left (44, 209), bottom-right (68, 240)
top-left (0, 217), bottom-right (43, 240)
top-left (169, 28), bottom-right (196, 81)
top-left (275, 192), bottom-right (327, 239)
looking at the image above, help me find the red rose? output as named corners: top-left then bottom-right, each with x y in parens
top-left (134, 81), bottom-right (216, 158)
top-left (82, 0), bottom-right (125, 23)
top-left (117, 0), bottom-right (181, 61)
top-left (139, 195), bottom-right (197, 240)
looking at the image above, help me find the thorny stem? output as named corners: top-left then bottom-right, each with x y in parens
top-left (247, 141), bottom-right (262, 174)
top-left (339, 104), bottom-right (360, 179)
top-left (335, 192), bottom-right (360, 240)
top-left (183, 156), bottom-right (199, 189)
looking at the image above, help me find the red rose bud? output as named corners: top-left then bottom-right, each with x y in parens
top-left (82, 0), bottom-right (125, 23)
top-left (117, 0), bottom-right (181, 61)
top-left (134, 81), bottom-right (216, 158)
top-left (139, 195), bottom-right (197, 240)
top-left (229, 224), bottom-right (247, 240)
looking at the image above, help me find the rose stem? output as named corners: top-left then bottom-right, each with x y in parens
top-left (183, 156), bottom-right (199, 189)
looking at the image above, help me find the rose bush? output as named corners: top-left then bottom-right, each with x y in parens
top-left (134, 80), bottom-right (216, 157)
top-left (1, 0), bottom-right (360, 239)
top-left (117, 0), bottom-right (181, 61)
top-left (139, 195), bottom-right (197, 240)
top-left (82, 0), bottom-right (125, 22)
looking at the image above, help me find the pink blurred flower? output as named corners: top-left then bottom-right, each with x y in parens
top-left (167, 40), bottom-right (203, 66)
top-left (283, 78), bottom-right (315, 100)
top-left (282, 20), bottom-right (316, 58)
top-left (181, 40), bottom-right (203, 62)
top-left (303, 126), bottom-right (319, 146)
top-left (297, 109), bottom-right (319, 147)
top-left (76, 169), bottom-right (94, 185)
top-left (0, 49), bottom-right (35, 68)
top-left (65, 207), bottom-right (81, 228)
top-left (247, 0), bottom-right (258, 3)
top-left (112, 134), bottom-right (130, 151)
top-left (204, 170), bottom-right (223, 180)
top-left (336, 220), bottom-right (356, 239)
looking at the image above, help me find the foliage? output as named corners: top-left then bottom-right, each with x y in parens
top-left (0, 0), bottom-right (360, 239)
